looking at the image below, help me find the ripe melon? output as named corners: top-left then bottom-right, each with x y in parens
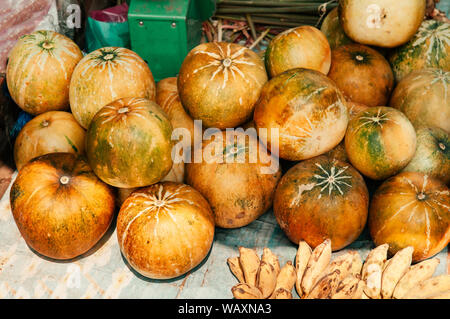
top-left (117, 182), bottom-right (215, 279)
top-left (320, 7), bottom-right (353, 50)
top-left (339, 0), bottom-right (426, 48)
top-left (327, 44), bottom-right (394, 107)
top-left (389, 20), bottom-right (450, 82)
top-left (10, 153), bottom-right (115, 260)
top-left (6, 30), bottom-right (83, 114)
top-left (402, 127), bottom-right (450, 184)
top-left (254, 68), bottom-right (348, 161)
top-left (70, 47), bottom-right (155, 129)
top-left (369, 172), bottom-right (449, 262)
top-left (86, 97), bottom-right (173, 188)
top-left (177, 42), bottom-right (267, 129)
top-left (274, 155), bottom-right (369, 251)
top-left (265, 26), bottom-right (331, 77)
top-left (390, 68), bottom-right (450, 132)
top-left (345, 106), bottom-right (417, 180)
top-left (14, 111), bottom-right (85, 171)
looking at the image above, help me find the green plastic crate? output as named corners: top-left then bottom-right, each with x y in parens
top-left (128, 0), bottom-right (215, 82)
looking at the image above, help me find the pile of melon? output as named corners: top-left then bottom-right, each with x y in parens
top-left (5, 0), bottom-right (449, 293)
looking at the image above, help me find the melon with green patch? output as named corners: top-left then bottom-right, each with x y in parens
top-left (273, 155), bottom-right (369, 251)
top-left (339, 0), bottom-right (426, 48)
top-left (327, 44), bottom-right (394, 107)
top-left (177, 42), bottom-right (267, 129)
top-left (369, 172), bottom-right (450, 262)
top-left (254, 68), bottom-right (348, 161)
top-left (389, 20), bottom-right (450, 82)
top-left (6, 30), bottom-right (83, 114)
top-left (390, 68), bottom-right (450, 132)
top-left (14, 111), bottom-right (86, 171)
top-left (86, 97), bottom-right (173, 188)
top-left (345, 106), bottom-right (416, 180)
top-left (320, 7), bottom-right (354, 50)
top-left (402, 127), bottom-right (450, 184)
top-left (265, 26), bottom-right (331, 77)
top-left (70, 47), bottom-right (155, 129)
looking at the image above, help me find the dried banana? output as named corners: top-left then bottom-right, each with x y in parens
top-left (301, 239), bottom-right (332, 295)
top-left (392, 258), bottom-right (440, 299)
top-left (402, 275), bottom-right (450, 299)
top-left (238, 247), bottom-right (260, 286)
top-left (361, 243), bottom-right (389, 299)
top-left (381, 246), bottom-right (414, 299)
top-left (295, 241), bottom-right (312, 297)
top-left (261, 247), bottom-right (281, 276)
top-left (232, 283), bottom-right (263, 299)
top-left (256, 261), bottom-right (277, 298)
top-left (227, 257), bottom-right (245, 283)
top-left (270, 261), bottom-right (296, 298)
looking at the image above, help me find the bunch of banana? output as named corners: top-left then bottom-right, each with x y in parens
top-left (228, 240), bottom-right (450, 299)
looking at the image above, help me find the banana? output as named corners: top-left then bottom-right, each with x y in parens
top-left (361, 243), bottom-right (389, 299)
top-left (306, 269), bottom-right (342, 299)
top-left (301, 239), bottom-right (332, 295)
top-left (381, 246), bottom-right (414, 299)
top-left (227, 257), bottom-right (245, 283)
top-left (295, 241), bottom-right (312, 297)
top-left (331, 275), bottom-right (364, 299)
top-left (392, 258), bottom-right (440, 299)
top-left (231, 283), bottom-right (263, 299)
top-left (238, 246), bottom-right (260, 286)
top-left (402, 275), bottom-right (450, 299)
top-left (261, 247), bottom-right (281, 276)
top-left (271, 288), bottom-right (293, 299)
top-left (256, 261), bottom-right (277, 298)
top-left (270, 261), bottom-right (296, 298)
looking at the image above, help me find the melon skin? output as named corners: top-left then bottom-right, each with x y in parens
top-left (325, 101), bottom-right (370, 163)
top-left (117, 182), bottom-right (215, 279)
top-left (327, 44), bottom-right (394, 107)
top-left (273, 155), bottom-right (369, 251)
top-left (10, 153), bottom-right (115, 260)
top-left (265, 26), bottom-right (331, 77)
top-left (69, 47), bottom-right (155, 129)
top-left (86, 97), bottom-right (173, 188)
top-left (254, 68), bottom-right (348, 161)
top-left (185, 130), bottom-right (281, 229)
top-left (389, 20), bottom-right (450, 82)
top-left (339, 0), bottom-right (426, 48)
top-left (177, 42), bottom-right (267, 129)
top-left (6, 30), bottom-right (83, 115)
top-left (369, 172), bottom-right (450, 262)
top-left (390, 68), bottom-right (450, 132)
top-left (402, 127), bottom-right (450, 184)
top-left (14, 111), bottom-right (86, 171)
top-left (320, 7), bottom-right (354, 50)
top-left (345, 106), bottom-right (417, 180)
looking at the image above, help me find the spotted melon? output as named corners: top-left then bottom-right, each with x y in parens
top-left (320, 7), bottom-right (353, 50)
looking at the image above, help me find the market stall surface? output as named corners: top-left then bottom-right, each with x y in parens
top-left (0, 171), bottom-right (448, 299)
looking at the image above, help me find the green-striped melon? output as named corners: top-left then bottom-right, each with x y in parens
top-left (345, 106), bottom-right (416, 180)
top-left (6, 30), bottom-right (83, 114)
top-left (70, 47), bottom-right (155, 129)
top-left (389, 20), bottom-right (450, 82)
top-left (86, 97), bottom-right (173, 188)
